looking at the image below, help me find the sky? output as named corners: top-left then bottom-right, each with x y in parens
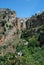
top-left (0, 0), bottom-right (44, 18)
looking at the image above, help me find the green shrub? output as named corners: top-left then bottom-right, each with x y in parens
top-left (1, 20), bottom-right (6, 27)
top-left (6, 23), bottom-right (8, 27)
top-left (28, 36), bottom-right (37, 47)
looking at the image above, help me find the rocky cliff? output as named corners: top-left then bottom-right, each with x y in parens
top-left (0, 8), bottom-right (27, 44)
top-left (0, 8), bottom-right (44, 44)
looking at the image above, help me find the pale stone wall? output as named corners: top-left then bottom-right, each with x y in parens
top-left (17, 18), bottom-right (27, 31)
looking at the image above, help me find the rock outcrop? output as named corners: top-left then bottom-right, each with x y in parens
top-left (0, 8), bottom-right (44, 44)
top-left (0, 8), bottom-right (27, 44)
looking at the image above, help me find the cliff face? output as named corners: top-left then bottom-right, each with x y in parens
top-left (26, 12), bottom-right (44, 28)
top-left (0, 8), bottom-right (44, 44)
top-left (0, 8), bottom-right (28, 36)
top-left (17, 18), bottom-right (28, 30)
top-left (0, 8), bottom-right (16, 43)
top-left (0, 8), bottom-right (27, 44)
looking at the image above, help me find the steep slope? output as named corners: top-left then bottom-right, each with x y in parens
top-left (0, 8), bottom-right (16, 44)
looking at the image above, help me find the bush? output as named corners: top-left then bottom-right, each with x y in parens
top-left (28, 36), bottom-right (37, 47)
top-left (4, 27), bottom-right (6, 32)
top-left (1, 20), bottom-right (6, 27)
top-left (21, 30), bottom-right (32, 39)
top-left (6, 23), bottom-right (8, 27)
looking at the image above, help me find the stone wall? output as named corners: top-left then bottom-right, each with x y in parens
top-left (17, 18), bottom-right (27, 31)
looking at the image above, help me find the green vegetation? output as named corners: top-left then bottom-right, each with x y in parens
top-left (0, 32), bottom-right (44, 65)
top-left (0, 9), bottom-right (44, 65)
top-left (0, 39), bottom-right (44, 65)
